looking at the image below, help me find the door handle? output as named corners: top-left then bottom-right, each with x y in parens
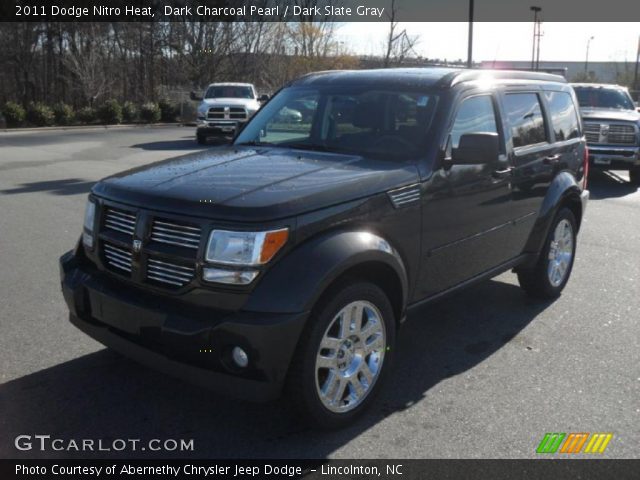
top-left (492, 166), bottom-right (513, 179)
top-left (543, 154), bottom-right (561, 165)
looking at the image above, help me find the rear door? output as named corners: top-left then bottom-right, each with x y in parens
top-left (498, 90), bottom-right (558, 252)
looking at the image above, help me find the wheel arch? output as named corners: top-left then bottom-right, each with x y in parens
top-left (522, 171), bottom-right (584, 259)
top-left (243, 230), bottom-right (409, 324)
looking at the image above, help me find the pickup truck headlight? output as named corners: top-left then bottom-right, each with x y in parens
top-left (82, 199), bottom-right (96, 249)
top-left (203, 228), bottom-right (288, 285)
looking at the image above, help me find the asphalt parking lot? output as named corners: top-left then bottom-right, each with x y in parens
top-left (0, 126), bottom-right (638, 459)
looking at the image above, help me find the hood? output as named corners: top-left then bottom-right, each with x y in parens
top-left (92, 147), bottom-right (418, 222)
top-left (580, 108), bottom-right (640, 123)
top-left (199, 98), bottom-right (260, 109)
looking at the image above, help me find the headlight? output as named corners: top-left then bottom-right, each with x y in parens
top-left (82, 199), bottom-right (96, 249)
top-left (205, 228), bottom-right (288, 266)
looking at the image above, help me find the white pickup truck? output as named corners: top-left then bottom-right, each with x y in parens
top-left (193, 83), bottom-right (267, 144)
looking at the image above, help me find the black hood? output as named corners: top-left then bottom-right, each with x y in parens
top-left (92, 147), bottom-right (419, 222)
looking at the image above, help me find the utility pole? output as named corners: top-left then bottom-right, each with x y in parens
top-left (530, 6), bottom-right (541, 71)
top-left (634, 34), bottom-right (640, 95)
top-left (585, 36), bottom-right (595, 75)
top-left (467, 0), bottom-right (474, 68)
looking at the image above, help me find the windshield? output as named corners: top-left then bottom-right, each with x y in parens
top-left (205, 86), bottom-right (254, 99)
top-left (574, 86), bottom-right (635, 110)
top-left (234, 86), bottom-right (438, 161)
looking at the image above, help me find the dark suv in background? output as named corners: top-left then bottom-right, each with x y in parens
top-left (572, 83), bottom-right (640, 185)
top-left (60, 68), bottom-right (588, 428)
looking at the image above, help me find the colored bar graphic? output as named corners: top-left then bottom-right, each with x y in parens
top-left (537, 433), bottom-right (613, 454)
top-left (584, 433), bottom-right (613, 454)
top-left (537, 433), bottom-right (566, 453)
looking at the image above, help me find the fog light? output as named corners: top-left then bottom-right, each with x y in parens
top-left (82, 232), bottom-right (94, 249)
top-left (232, 346), bottom-right (249, 368)
top-left (203, 267), bottom-right (259, 285)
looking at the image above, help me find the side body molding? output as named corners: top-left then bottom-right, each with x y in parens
top-left (243, 231), bottom-right (409, 315)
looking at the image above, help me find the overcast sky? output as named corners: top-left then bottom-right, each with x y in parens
top-left (337, 23), bottom-right (640, 63)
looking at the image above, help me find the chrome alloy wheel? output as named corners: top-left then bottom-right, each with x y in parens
top-left (547, 219), bottom-right (574, 287)
top-left (314, 300), bottom-right (386, 413)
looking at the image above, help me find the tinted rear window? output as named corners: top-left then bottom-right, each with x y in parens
top-left (504, 93), bottom-right (547, 148)
top-left (545, 91), bottom-right (580, 141)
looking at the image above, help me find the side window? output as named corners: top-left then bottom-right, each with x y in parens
top-left (503, 93), bottom-right (547, 148)
top-left (544, 91), bottom-right (580, 141)
top-left (450, 95), bottom-right (498, 149)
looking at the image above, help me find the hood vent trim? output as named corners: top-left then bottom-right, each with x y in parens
top-left (388, 184), bottom-right (421, 208)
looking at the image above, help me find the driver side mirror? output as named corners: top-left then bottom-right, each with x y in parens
top-left (258, 94), bottom-right (270, 104)
top-left (190, 91), bottom-right (203, 101)
top-left (452, 133), bottom-right (500, 165)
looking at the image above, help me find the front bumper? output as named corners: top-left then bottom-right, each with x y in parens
top-left (196, 121), bottom-right (246, 137)
top-left (59, 249), bottom-right (307, 401)
top-left (588, 145), bottom-right (640, 169)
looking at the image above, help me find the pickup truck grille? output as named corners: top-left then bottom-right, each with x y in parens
top-left (207, 106), bottom-right (247, 121)
top-left (104, 207), bottom-right (136, 236)
top-left (584, 122), bottom-right (637, 145)
top-left (150, 219), bottom-right (201, 249)
top-left (103, 242), bottom-right (132, 273)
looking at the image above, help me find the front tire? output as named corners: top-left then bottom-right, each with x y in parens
top-left (286, 281), bottom-right (396, 429)
top-left (630, 166), bottom-right (640, 186)
top-left (518, 207), bottom-right (577, 299)
top-left (196, 132), bottom-right (207, 145)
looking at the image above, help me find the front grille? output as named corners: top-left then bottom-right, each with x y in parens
top-left (608, 124), bottom-right (636, 144)
top-left (207, 106), bottom-right (247, 120)
top-left (584, 122), bottom-right (637, 145)
top-left (150, 219), bottom-right (201, 250)
top-left (98, 203), bottom-right (203, 290)
top-left (584, 123), bottom-right (600, 143)
top-left (104, 207), bottom-right (136, 236)
top-left (147, 258), bottom-right (195, 287)
top-left (103, 242), bottom-right (132, 273)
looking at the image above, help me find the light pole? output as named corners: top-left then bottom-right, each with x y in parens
top-left (584, 36), bottom-right (595, 75)
top-left (530, 6), bottom-right (542, 70)
top-left (467, 0), bottom-right (474, 68)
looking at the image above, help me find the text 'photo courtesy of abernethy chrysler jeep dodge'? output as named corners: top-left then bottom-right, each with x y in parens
top-left (60, 68), bottom-right (589, 429)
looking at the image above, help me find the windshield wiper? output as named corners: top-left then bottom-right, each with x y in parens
top-left (280, 143), bottom-right (357, 154)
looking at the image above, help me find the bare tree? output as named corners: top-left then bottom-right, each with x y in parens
top-left (383, 0), bottom-right (419, 67)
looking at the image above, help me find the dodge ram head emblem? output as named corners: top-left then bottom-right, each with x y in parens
top-left (132, 239), bottom-right (142, 253)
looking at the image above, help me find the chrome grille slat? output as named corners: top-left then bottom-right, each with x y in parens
top-left (147, 274), bottom-right (183, 287)
top-left (150, 219), bottom-right (201, 250)
top-left (148, 258), bottom-right (194, 272)
top-left (103, 243), bottom-right (132, 273)
top-left (153, 225), bottom-right (200, 237)
top-left (104, 207), bottom-right (136, 236)
top-left (146, 258), bottom-right (194, 287)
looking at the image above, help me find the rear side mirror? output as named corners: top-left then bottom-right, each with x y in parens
top-left (190, 91), bottom-right (203, 101)
top-left (258, 94), bottom-right (270, 104)
top-left (452, 133), bottom-right (500, 165)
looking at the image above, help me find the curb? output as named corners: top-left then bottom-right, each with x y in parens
top-left (1, 123), bottom-right (189, 133)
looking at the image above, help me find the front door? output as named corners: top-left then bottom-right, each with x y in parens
top-left (416, 92), bottom-right (515, 299)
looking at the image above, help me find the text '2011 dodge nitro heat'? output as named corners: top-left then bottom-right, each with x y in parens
top-left (61, 68), bottom-right (589, 428)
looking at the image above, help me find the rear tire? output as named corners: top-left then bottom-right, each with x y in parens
top-left (285, 281), bottom-right (396, 430)
top-left (518, 208), bottom-right (577, 299)
top-left (630, 167), bottom-right (640, 186)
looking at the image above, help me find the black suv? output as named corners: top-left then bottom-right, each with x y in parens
top-left (60, 68), bottom-right (589, 428)
top-left (571, 83), bottom-right (640, 185)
